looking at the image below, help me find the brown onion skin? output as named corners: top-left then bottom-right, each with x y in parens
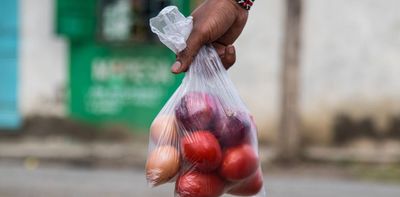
top-left (219, 144), bottom-right (259, 181)
top-left (150, 115), bottom-right (178, 145)
top-left (175, 92), bottom-right (219, 131)
top-left (181, 130), bottom-right (222, 172)
top-left (145, 146), bottom-right (180, 186)
top-left (228, 168), bottom-right (264, 196)
top-left (176, 171), bottom-right (225, 197)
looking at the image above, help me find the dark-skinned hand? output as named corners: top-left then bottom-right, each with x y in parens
top-left (171, 0), bottom-right (249, 74)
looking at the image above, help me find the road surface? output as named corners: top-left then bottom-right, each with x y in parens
top-left (0, 162), bottom-right (399, 197)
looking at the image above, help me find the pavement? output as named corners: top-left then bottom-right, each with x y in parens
top-left (1, 135), bottom-right (400, 197)
top-left (1, 161), bottom-right (400, 197)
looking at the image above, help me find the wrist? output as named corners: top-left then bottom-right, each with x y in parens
top-left (233, 0), bottom-right (255, 10)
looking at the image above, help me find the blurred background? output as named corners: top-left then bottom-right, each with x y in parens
top-left (1, 0), bottom-right (400, 196)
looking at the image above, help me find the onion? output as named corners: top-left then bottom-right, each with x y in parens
top-left (175, 92), bottom-right (219, 131)
top-left (146, 145), bottom-right (180, 186)
top-left (214, 111), bottom-right (251, 147)
top-left (150, 115), bottom-right (178, 145)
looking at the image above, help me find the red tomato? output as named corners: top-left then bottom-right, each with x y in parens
top-left (219, 144), bottom-right (259, 181)
top-left (181, 131), bottom-right (222, 171)
top-left (176, 171), bottom-right (225, 197)
top-left (228, 168), bottom-right (263, 196)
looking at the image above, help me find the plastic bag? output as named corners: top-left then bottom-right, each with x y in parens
top-left (146, 6), bottom-right (266, 197)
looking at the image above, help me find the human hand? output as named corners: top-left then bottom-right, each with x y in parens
top-left (171, 0), bottom-right (249, 74)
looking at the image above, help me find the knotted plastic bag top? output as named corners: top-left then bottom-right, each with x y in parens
top-left (150, 6), bottom-right (193, 54)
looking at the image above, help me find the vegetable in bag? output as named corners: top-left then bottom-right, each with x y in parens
top-left (145, 6), bottom-right (266, 197)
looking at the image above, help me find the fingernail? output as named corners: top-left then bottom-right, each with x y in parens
top-left (171, 61), bottom-right (181, 73)
top-left (228, 46), bottom-right (235, 54)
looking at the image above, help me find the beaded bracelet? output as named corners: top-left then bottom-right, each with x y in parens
top-left (235, 0), bottom-right (255, 10)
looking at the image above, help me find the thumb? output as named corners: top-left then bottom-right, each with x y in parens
top-left (171, 29), bottom-right (205, 74)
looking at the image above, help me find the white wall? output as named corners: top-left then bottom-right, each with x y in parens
top-left (301, 0), bottom-right (400, 142)
top-left (231, 0), bottom-right (283, 140)
top-left (233, 0), bottom-right (400, 143)
top-left (20, 0), bottom-right (67, 116)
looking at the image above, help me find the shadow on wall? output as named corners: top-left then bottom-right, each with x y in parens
top-left (333, 114), bottom-right (400, 145)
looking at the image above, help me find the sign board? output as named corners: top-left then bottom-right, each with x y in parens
top-left (69, 43), bottom-right (183, 130)
top-left (0, 0), bottom-right (20, 129)
top-left (58, 0), bottom-right (191, 131)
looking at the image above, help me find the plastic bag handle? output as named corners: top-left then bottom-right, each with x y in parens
top-left (150, 6), bottom-right (193, 54)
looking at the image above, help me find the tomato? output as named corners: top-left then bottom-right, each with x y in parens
top-left (176, 171), bottom-right (225, 197)
top-left (219, 144), bottom-right (259, 181)
top-left (181, 130), bottom-right (222, 171)
top-left (228, 168), bottom-right (263, 196)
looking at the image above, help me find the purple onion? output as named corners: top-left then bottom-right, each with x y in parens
top-left (214, 110), bottom-right (251, 147)
top-left (175, 92), bottom-right (219, 131)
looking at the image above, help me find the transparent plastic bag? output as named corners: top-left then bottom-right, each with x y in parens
top-left (146, 6), bottom-right (266, 197)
